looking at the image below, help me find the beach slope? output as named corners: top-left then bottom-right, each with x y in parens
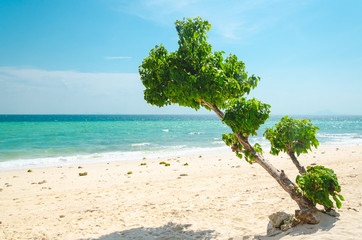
top-left (0, 146), bottom-right (361, 239)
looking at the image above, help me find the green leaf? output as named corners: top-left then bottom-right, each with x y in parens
top-left (337, 194), bottom-right (345, 201)
top-left (333, 196), bottom-right (342, 209)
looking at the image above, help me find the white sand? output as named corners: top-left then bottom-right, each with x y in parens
top-left (0, 145), bottom-right (361, 239)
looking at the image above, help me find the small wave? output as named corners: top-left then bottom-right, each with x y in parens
top-left (0, 151), bottom-right (146, 171)
top-left (162, 129), bottom-right (169, 132)
top-left (131, 143), bottom-right (151, 147)
top-left (170, 145), bottom-right (187, 149)
top-left (317, 132), bottom-right (362, 146)
top-left (212, 141), bottom-right (224, 145)
top-left (318, 133), bottom-right (359, 138)
top-left (189, 132), bottom-right (201, 135)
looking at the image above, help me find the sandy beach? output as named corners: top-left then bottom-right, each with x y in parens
top-left (0, 145), bottom-right (361, 239)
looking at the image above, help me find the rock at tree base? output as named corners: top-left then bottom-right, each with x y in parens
top-left (268, 211), bottom-right (290, 228)
top-left (267, 222), bottom-right (282, 236)
top-left (267, 211), bottom-right (299, 236)
top-left (295, 209), bottom-right (319, 224)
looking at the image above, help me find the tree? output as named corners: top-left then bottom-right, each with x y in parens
top-left (264, 116), bottom-right (320, 175)
top-left (139, 17), bottom-right (342, 224)
top-left (264, 116), bottom-right (344, 212)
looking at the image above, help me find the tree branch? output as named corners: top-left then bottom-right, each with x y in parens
top-left (201, 101), bottom-right (224, 119)
top-left (288, 151), bottom-right (307, 175)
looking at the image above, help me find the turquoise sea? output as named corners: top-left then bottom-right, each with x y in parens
top-left (0, 115), bottom-right (361, 170)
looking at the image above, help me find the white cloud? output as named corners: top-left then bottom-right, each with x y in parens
top-left (116, 0), bottom-right (303, 41)
top-left (0, 66), bottom-right (209, 114)
top-left (0, 66), bottom-right (138, 93)
top-left (0, 66), bottom-right (143, 114)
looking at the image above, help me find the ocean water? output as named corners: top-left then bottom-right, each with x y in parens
top-left (0, 114), bottom-right (361, 170)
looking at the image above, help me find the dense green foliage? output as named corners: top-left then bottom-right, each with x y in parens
top-left (263, 116), bottom-right (319, 156)
top-left (139, 17), bottom-right (259, 110)
top-left (296, 166), bottom-right (344, 209)
top-left (223, 97), bottom-right (270, 137)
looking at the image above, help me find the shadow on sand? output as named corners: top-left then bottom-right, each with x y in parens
top-left (242, 212), bottom-right (339, 240)
top-left (81, 212), bottom-right (338, 240)
top-left (83, 222), bottom-right (217, 240)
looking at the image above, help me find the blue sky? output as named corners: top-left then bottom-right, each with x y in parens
top-left (0, 0), bottom-right (361, 115)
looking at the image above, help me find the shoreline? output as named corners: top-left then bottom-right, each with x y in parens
top-left (0, 142), bottom-right (360, 172)
top-left (0, 145), bottom-right (361, 239)
top-left (0, 146), bottom-right (231, 172)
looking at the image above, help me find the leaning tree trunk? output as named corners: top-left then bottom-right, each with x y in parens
top-left (242, 141), bottom-right (318, 224)
top-left (203, 101), bottom-right (319, 224)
